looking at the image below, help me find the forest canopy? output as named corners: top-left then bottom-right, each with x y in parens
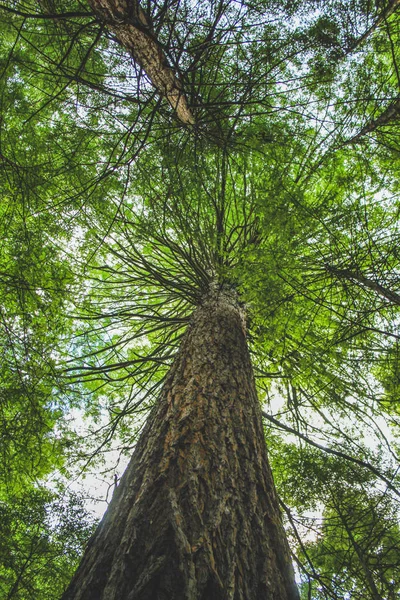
top-left (0, 0), bottom-right (400, 598)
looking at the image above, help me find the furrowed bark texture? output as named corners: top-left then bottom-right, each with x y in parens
top-left (87, 0), bottom-right (195, 125)
top-left (62, 289), bottom-right (299, 600)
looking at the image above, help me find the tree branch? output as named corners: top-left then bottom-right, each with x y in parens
top-left (346, 0), bottom-right (400, 53)
top-left (344, 96), bottom-right (400, 145)
top-left (325, 264), bottom-right (400, 305)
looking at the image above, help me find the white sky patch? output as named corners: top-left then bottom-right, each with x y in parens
top-left (48, 407), bottom-right (131, 519)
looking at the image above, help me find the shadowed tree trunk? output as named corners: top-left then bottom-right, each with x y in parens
top-left (61, 285), bottom-right (299, 600)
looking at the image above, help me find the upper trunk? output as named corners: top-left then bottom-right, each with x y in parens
top-left (87, 0), bottom-right (195, 126)
top-left (62, 286), bottom-right (299, 600)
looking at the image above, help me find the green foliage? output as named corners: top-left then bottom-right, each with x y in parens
top-left (0, 486), bottom-right (97, 599)
top-left (0, 204), bottom-right (71, 492)
top-left (301, 491), bottom-right (400, 599)
top-left (269, 443), bottom-right (400, 598)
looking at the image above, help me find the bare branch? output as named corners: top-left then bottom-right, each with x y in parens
top-left (0, 4), bottom-right (93, 19)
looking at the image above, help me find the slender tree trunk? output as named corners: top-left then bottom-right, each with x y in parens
top-left (344, 0), bottom-right (400, 54)
top-left (61, 286), bottom-right (299, 600)
top-left (87, 0), bottom-right (195, 125)
top-left (345, 95), bottom-right (400, 145)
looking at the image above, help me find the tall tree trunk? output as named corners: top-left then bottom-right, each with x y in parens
top-left (61, 286), bottom-right (299, 600)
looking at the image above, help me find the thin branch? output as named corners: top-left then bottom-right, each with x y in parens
top-left (262, 411), bottom-right (400, 499)
top-left (0, 5), bottom-right (93, 19)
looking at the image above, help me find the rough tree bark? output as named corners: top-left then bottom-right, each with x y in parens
top-left (87, 0), bottom-right (195, 125)
top-left (61, 286), bottom-right (299, 600)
